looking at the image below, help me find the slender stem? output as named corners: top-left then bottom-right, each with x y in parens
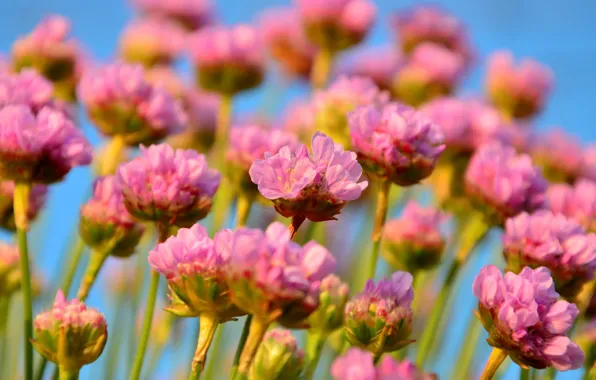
top-left (216, 94), bottom-right (233, 158)
top-left (15, 181), bottom-right (33, 380)
top-left (76, 248), bottom-right (109, 301)
top-left (235, 194), bottom-right (253, 228)
top-left (58, 367), bottom-right (79, 380)
top-left (97, 134), bottom-right (127, 176)
top-left (235, 317), bottom-right (269, 379)
top-left (310, 49), bottom-right (334, 89)
top-left (304, 331), bottom-right (327, 380)
top-left (520, 368), bottom-right (530, 380)
top-left (452, 315), bottom-right (483, 379)
top-left (61, 237), bottom-right (86, 296)
top-left (203, 326), bottom-right (224, 380)
top-left (480, 348), bottom-right (508, 380)
top-left (0, 296), bottom-right (11, 375)
top-left (366, 180), bottom-right (391, 282)
top-left (230, 315), bottom-right (252, 380)
top-left (189, 313), bottom-right (219, 380)
top-left (105, 293), bottom-right (127, 379)
top-left (128, 270), bottom-right (160, 380)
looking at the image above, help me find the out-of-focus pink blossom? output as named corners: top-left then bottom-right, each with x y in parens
top-left (331, 349), bottom-right (376, 380)
top-left (581, 144), bottom-right (596, 181)
top-left (548, 180), bottom-right (596, 232)
top-left (0, 70), bottom-right (54, 112)
top-left (283, 99), bottom-right (315, 143)
top-left (531, 128), bottom-right (583, 183)
top-left (341, 47), bottom-right (403, 90)
top-left (130, 0), bottom-right (214, 30)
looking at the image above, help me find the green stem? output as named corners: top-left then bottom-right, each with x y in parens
top-left (0, 296), bottom-right (11, 375)
top-left (61, 237), bottom-right (85, 295)
top-left (235, 194), bottom-right (253, 228)
top-left (520, 368), bottom-right (530, 380)
top-left (203, 326), bottom-right (224, 380)
top-left (230, 315), bottom-right (252, 379)
top-left (480, 348), bottom-right (508, 380)
top-left (216, 94), bottom-right (233, 159)
top-left (15, 181), bottom-right (33, 380)
top-left (304, 331), bottom-right (327, 380)
top-left (76, 248), bottom-right (109, 301)
top-left (310, 49), bottom-right (334, 89)
top-left (366, 180), bottom-right (391, 282)
top-left (127, 241), bottom-right (150, 375)
top-left (189, 313), bottom-right (219, 380)
top-left (105, 293), bottom-right (127, 379)
top-left (235, 317), bottom-right (269, 379)
top-left (452, 315), bottom-right (482, 379)
top-left (97, 134), bottom-right (126, 176)
top-left (58, 367), bottom-right (79, 380)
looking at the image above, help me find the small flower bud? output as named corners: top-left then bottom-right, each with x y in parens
top-left (307, 274), bottom-right (349, 334)
top-left (251, 329), bottom-right (305, 380)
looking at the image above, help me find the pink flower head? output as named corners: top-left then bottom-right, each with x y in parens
top-left (144, 65), bottom-right (187, 99)
top-left (376, 356), bottom-right (436, 380)
top-left (283, 99), bottom-right (316, 142)
top-left (0, 242), bottom-right (20, 296)
top-left (308, 274), bottom-right (349, 333)
top-left (465, 142), bottom-right (547, 224)
top-left (548, 180), bottom-right (596, 232)
top-left (331, 348), bottom-right (376, 380)
top-left (531, 128), bottom-right (583, 183)
top-left (218, 221), bottom-right (336, 324)
top-left (32, 290), bottom-right (107, 369)
top-left (253, 329), bottom-right (305, 379)
top-left (119, 17), bottom-right (186, 67)
top-left (0, 180), bottom-right (47, 231)
top-left (0, 105), bottom-right (92, 184)
top-left (581, 144), bottom-right (596, 181)
top-left (295, 0), bottom-right (377, 51)
top-left (0, 70), bottom-right (54, 113)
top-left (130, 0), bottom-right (214, 30)
top-left (78, 62), bottom-right (187, 146)
top-left (260, 7), bottom-right (316, 78)
top-left (473, 265), bottom-right (584, 370)
top-left (344, 271), bottom-right (414, 353)
top-left (348, 102), bottom-right (445, 186)
top-left (486, 50), bottom-right (554, 119)
top-left (503, 210), bottom-right (596, 298)
top-left (116, 143), bottom-right (220, 227)
top-left (341, 47), bottom-right (404, 90)
top-left (249, 132), bottom-right (368, 222)
top-left (189, 24), bottom-right (265, 95)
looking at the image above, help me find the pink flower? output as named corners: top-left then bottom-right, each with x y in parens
top-left (0, 242), bottom-right (20, 296)
top-left (376, 356), bottom-right (435, 380)
top-left (547, 180), bottom-right (596, 232)
top-left (283, 99), bottom-right (316, 142)
top-left (581, 144), bottom-right (596, 181)
top-left (0, 70), bottom-right (54, 113)
top-left (473, 265), bottom-right (584, 370)
top-left (331, 348), bottom-right (376, 380)
top-left (0, 180), bottom-right (47, 230)
top-left (341, 47), bottom-right (404, 90)
top-left (130, 0), bottom-right (214, 30)
top-left (531, 128), bottom-right (583, 183)
top-left (249, 132), bottom-right (368, 222)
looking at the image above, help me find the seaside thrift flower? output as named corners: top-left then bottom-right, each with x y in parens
top-left (465, 142), bottom-right (547, 225)
top-left (0, 242), bottom-right (20, 296)
top-left (383, 201), bottom-right (446, 273)
top-left (131, 0), bottom-right (214, 30)
top-left (486, 51), bottom-right (554, 119)
top-left (0, 69), bottom-right (55, 112)
top-left (342, 47), bottom-right (403, 90)
top-left (188, 25), bottom-right (265, 95)
top-left (283, 99), bottom-right (315, 143)
top-left (581, 145), bottom-right (596, 182)
top-left (576, 320), bottom-right (596, 368)
top-left (78, 62), bottom-right (187, 146)
top-left (249, 132), bottom-right (368, 222)
top-left (393, 43), bottom-right (465, 107)
top-left (0, 180), bottom-right (47, 231)
top-left (503, 211), bottom-right (596, 299)
top-left (307, 274), bottom-right (349, 333)
top-left (252, 329), bottom-right (305, 380)
top-left (344, 271), bottom-right (415, 355)
top-left (168, 89), bottom-right (219, 152)
top-left (32, 291), bottom-right (108, 373)
top-left (331, 348), bottom-right (376, 380)
top-left (119, 17), bottom-right (186, 67)
top-left (313, 76), bottom-right (389, 147)
top-left (80, 176), bottom-right (145, 258)
top-left (117, 144), bottom-right (220, 227)
top-left (548, 180), bottom-right (596, 232)
top-left (0, 105), bottom-right (92, 184)
top-left (295, 0), bottom-right (377, 52)
top-left (531, 128), bottom-right (583, 183)
top-left (260, 7), bottom-right (316, 79)
top-left (348, 102), bottom-right (445, 186)
top-left (473, 265), bottom-right (584, 370)
top-left (376, 356), bottom-right (436, 379)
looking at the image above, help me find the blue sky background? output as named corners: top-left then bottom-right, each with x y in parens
top-left (0, 0), bottom-right (594, 379)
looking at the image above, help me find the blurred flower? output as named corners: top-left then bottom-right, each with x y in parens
top-left (331, 348), bottom-right (376, 380)
top-left (383, 201), bottom-right (446, 273)
top-left (296, 0), bottom-right (377, 52)
top-left (169, 89), bottom-right (219, 153)
top-left (78, 62), bottom-right (187, 146)
top-left (117, 143), bottom-right (220, 227)
top-left (473, 265), bottom-right (584, 371)
top-left (313, 76), bottom-right (389, 148)
top-left (341, 47), bottom-right (403, 90)
top-left (32, 290), bottom-right (107, 372)
top-left (503, 210), bottom-right (596, 299)
top-left (252, 329), bottom-right (305, 380)
top-left (80, 176), bottom-right (145, 258)
top-left (189, 24), bottom-right (265, 95)
top-left (130, 0), bottom-right (214, 30)
top-left (0, 242), bottom-right (20, 296)
top-left (0, 180), bottom-right (47, 231)
top-left (307, 274), bottom-right (349, 334)
top-left (465, 142), bottom-right (547, 225)
top-left (0, 105), bottom-right (92, 184)
top-left (260, 7), bottom-right (316, 79)
top-left (581, 144), bottom-right (596, 181)
top-left (393, 43), bottom-right (465, 107)
top-left (548, 180), bottom-right (596, 232)
top-left (576, 320), bottom-right (596, 368)
top-left (531, 128), bottom-right (583, 183)
top-left (0, 69), bottom-right (55, 112)
top-left (486, 50), bottom-right (554, 120)
top-left (348, 102), bottom-right (445, 186)
top-left (344, 271), bottom-right (414, 354)
top-left (283, 99), bottom-right (315, 143)
top-left (249, 132), bottom-right (368, 222)
top-left (144, 65), bottom-right (187, 98)
top-left (119, 17), bottom-right (186, 67)
top-left (377, 355), bottom-right (436, 379)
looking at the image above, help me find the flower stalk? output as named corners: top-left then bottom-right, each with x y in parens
top-left (235, 316), bottom-right (270, 380)
top-left (366, 179), bottom-right (391, 281)
top-left (304, 331), bottom-right (327, 380)
top-left (311, 48), bottom-right (334, 89)
top-left (480, 347), bottom-right (508, 380)
top-left (188, 313), bottom-right (219, 380)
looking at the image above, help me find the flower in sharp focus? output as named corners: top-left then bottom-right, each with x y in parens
top-left (0, 180), bottom-right (47, 231)
top-left (32, 290), bottom-right (108, 372)
top-left (149, 223), bottom-right (244, 320)
top-left (464, 142), bottom-right (547, 225)
top-left (348, 102), bottom-right (445, 186)
top-left (252, 329), bottom-right (305, 380)
top-left (188, 24), bottom-right (265, 95)
top-left (341, 47), bottom-right (404, 91)
top-left (295, 0), bottom-right (377, 52)
top-left (383, 201), bottom-right (447, 273)
top-left (307, 274), bottom-right (349, 334)
top-left (217, 221), bottom-right (336, 325)
top-left (0, 105), bottom-right (92, 184)
top-left (486, 50), bottom-right (554, 120)
top-left (547, 180), bottom-right (596, 232)
top-left (473, 265), bottom-right (584, 370)
top-left (0, 242), bottom-right (20, 296)
top-left (531, 128), bottom-right (583, 183)
top-left (119, 17), bottom-right (186, 67)
top-left (80, 176), bottom-right (145, 258)
top-left (503, 210), bottom-right (596, 299)
top-left (313, 76), bottom-right (389, 148)
top-left (249, 132), bottom-right (368, 222)
top-left (344, 271), bottom-right (415, 354)
top-left (117, 143), bottom-right (220, 227)
top-left (78, 62), bottom-right (187, 146)
top-left (130, 0), bottom-right (214, 31)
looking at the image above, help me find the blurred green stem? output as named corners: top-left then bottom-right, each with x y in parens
top-left (58, 367), bottom-right (79, 380)
top-left (365, 180), bottom-right (391, 283)
top-left (452, 315), bottom-right (482, 379)
top-left (105, 292), bottom-right (127, 380)
top-left (61, 237), bottom-right (85, 295)
top-left (230, 315), bottom-right (252, 379)
top-left (0, 296), bottom-right (11, 376)
top-left (304, 331), bottom-right (327, 380)
top-left (76, 248), bottom-right (109, 301)
top-left (203, 326), bottom-right (224, 380)
top-left (311, 49), bottom-right (334, 89)
top-left (189, 313), bottom-right (219, 380)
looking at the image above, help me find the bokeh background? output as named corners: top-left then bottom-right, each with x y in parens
top-left (0, 0), bottom-right (594, 379)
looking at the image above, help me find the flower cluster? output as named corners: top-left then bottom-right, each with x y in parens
top-left (130, 0), bottom-right (214, 30)
top-left (249, 132), bottom-right (368, 222)
top-left (0, 242), bottom-right (20, 296)
top-left (252, 329), bottom-right (305, 380)
top-left (332, 348), bottom-right (434, 379)
top-left (473, 265), bottom-right (584, 370)
top-left (0, 70), bottom-right (55, 112)
top-left (548, 180), bottom-right (596, 232)
top-left (531, 128), bottom-right (584, 183)
top-left (0, 180), bottom-right (47, 231)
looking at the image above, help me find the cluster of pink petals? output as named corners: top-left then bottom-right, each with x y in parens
top-left (116, 143), bottom-right (220, 226)
top-left (473, 265), bottom-right (584, 370)
top-left (0, 105), bottom-right (92, 183)
top-left (348, 102), bottom-right (445, 186)
top-left (531, 128), bottom-right (584, 181)
top-left (332, 348), bottom-right (434, 380)
top-left (295, 0), bottom-right (377, 37)
top-left (503, 210), bottom-right (596, 295)
top-left (384, 201), bottom-right (446, 249)
top-left (119, 17), bottom-right (187, 65)
top-left (0, 70), bottom-right (55, 112)
top-left (0, 180), bottom-right (48, 225)
top-left (228, 125), bottom-right (299, 170)
top-left (465, 142), bottom-right (547, 221)
top-left (283, 99), bottom-right (315, 139)
top-left (249, 132), bottom-right (368, 221)
top-left (548, 180), bottom-right (596, 232)
top-left (0, 242), bottom-right (19, 269)
top-left (130, 0), bottom-right (214, 30)
top-left (35, 290), bottom-right (107, 331)
top-left (314, 76), bottom-right (390, 114)
top-left (399, 42), bottom-right (465, 87)
top-left (342, 47), bottom-right (403, 90)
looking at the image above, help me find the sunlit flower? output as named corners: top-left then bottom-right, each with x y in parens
top-left (531, 128), bottom-right (583, 183)
top-left (130, 0), bottom-right (214, 30)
